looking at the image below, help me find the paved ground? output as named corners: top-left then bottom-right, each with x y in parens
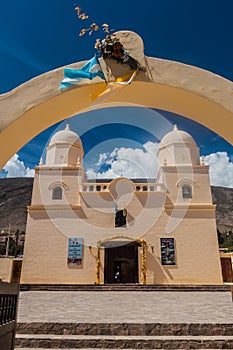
top-left (17, 290), bottom-right (233, 324)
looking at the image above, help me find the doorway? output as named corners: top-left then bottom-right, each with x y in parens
top-left (104, 241), bottom-right (139, 284)
top-left (10, 259), bottom-right (22, 283)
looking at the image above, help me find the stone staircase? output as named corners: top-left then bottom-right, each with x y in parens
top-left (20, 283), bottom-right (231, 292)
top-left (15, 322), bottom-right (233, 349)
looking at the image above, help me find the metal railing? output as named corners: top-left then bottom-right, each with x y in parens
top-left (0, 282), bottom-right (19, 350)
top-left (0, 294), bottom-right (18, 325)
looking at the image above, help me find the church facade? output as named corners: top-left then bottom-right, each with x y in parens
top-left (20, 124), bottom-right (223, 285)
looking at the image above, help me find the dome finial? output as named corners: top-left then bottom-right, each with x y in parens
top-left (173, 124), bottom-right (178, 131)
top-left (65, 123), bottom-right (70, 131)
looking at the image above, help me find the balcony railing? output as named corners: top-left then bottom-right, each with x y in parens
top-left (81, 182), bottom-right (166, 193)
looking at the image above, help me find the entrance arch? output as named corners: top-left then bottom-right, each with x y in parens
top-left (98, 236), bottom-right (147, 285)
top-left (0, 31), bottom-right (233, 169)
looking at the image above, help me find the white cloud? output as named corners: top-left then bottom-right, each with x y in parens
top-left (203, 152), bottom-right (233, 188)
top-left (86, 141), bottom-right (159, 179)
top-left (2, 149), bottom-right (233, 189)
top-left (3, 154), bottom-right (34, 178)
top-left (96, 152), bottom-right (108, 166)
top-left (87, 144), bottom-right (233, 188)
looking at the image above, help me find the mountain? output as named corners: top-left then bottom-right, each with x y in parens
top-left (0, 178), bottom-right (232, 234)
top-left (0, 178), bottom-right (33, 233)
top-left (211, 186), bottom-right (233, 233)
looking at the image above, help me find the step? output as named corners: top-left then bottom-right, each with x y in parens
top-left (20, 283), bottom-right (232, 292)
top-left (15, 334), bottom-right (233, 349)
top-left (16, 322), bottom-right (233, 336)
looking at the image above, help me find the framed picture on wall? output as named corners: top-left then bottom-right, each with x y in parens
top-left (160, 238), bottom-right (176, 265)
top-left (67, 237), bottom-right (83, 266)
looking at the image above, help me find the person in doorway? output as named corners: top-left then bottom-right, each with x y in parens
top-left (115, 266), bottom-right (120, 283)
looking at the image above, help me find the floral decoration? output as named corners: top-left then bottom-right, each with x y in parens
top-left (74, 4), bottom-right (143, 70)
top-left (94, 35), bottom-right (141, 70)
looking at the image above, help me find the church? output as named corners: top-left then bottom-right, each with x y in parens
top-left (20, 123), bottom-right (223, 285)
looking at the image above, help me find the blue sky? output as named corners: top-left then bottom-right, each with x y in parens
top-left (1, 0), bottom-right (233, 92)
top-left (1, 1), bottom-right (233, 186)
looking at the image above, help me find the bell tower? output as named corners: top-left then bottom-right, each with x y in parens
top-left (157, 125), bottom-right (212, 205)
top-left (31, 124), bottom-right (84, 207)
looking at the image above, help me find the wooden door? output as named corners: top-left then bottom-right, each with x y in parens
top-left (220, 257), bottom-right (233, 282)
top-left (104, 242), bottom-right (138, 283)
top-left (10, 260), bottom-right (22, 284)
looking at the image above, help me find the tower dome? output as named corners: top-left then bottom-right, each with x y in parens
top-left (49, 124), bottom-right (83, 149)
top-left (45, 124), bottom-right (84, 166)
top-left (159, 125), bottom-right (196, 148)
top-left (157, 125), bottom-right (200, 166)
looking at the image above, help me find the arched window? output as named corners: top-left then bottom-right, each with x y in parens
top-left (52, 186), bottom-right (62, 200)
top-left (182, 184), bottom-right (192, 199)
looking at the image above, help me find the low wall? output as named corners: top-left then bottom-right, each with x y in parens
top-left (0, 257), bottom-right (13, 282)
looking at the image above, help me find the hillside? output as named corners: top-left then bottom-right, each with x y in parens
top-left (0, 178), bottom-right (33, 232)
top-left (0, 178), bottom-right (232, 233)
top-left (211, 186), bottom-right (233, 233)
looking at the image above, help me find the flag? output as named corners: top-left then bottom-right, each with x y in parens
top-left (90, 69), bottom-right (138, 102)
top-left (60, 56), bottom-right (105, 91)
top-left (115, 70), bottom-right (138, 84)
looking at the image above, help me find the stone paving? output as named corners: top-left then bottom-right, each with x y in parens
top-left (17, 290), bottom-right (233, 324)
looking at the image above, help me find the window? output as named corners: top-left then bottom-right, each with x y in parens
top-left (182, 184), bottom-right (192, 198)
top-left (143, 186), bottom-right (148, 192)
top-left (52, 186), bottom-right (62, 200)
top-left (115, 209), bottom-right (127, 227)
top-left (83, 186), bottom-right (87, 192)
top-left (136, 186), bottom-right (140, 191)
top-left (150, 186), bottom-right (155, 192)
top-left (96, 185), bottom-right (101, 192)
top-left (89, 185), bottom-right (94, 192)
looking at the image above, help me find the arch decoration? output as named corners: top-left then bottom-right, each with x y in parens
top-left (0, 31), bottom-right (233, 172)
top-left (48, 181), bottom-right (70, 192)
top-left (96, 236), bottom-right (146, 285)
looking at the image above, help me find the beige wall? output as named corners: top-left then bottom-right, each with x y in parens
top-left (0, 258), bottom-right (13, 282)
top-left (21, 139), bottom-right (223, 285)
top-left (21, 174), bottom-right (223, 285)
top-left (31, 167), bottom-right (82, 206)
top-left (160, 166), bottom-right (213, 205)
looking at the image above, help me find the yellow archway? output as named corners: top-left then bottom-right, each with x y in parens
top-left (0, 31), bottom-right (233, 170)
